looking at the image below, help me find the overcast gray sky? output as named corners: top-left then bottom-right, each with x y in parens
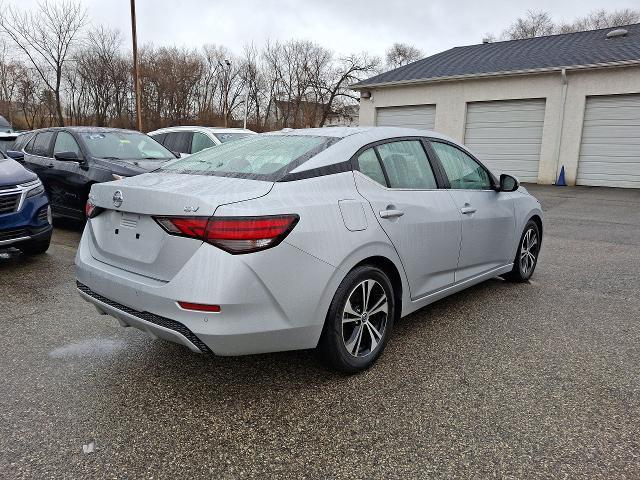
top-left (10, 0), bottom-right (639, 58)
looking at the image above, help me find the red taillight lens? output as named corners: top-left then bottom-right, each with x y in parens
top-left (85, 200), bottom-right (103, 219)
top-left (155, 217), bottom-right (209, 238)
top-left (178, 301), bottom-right (221, 313)
top-left (154, 214), bottom-right (299, 254)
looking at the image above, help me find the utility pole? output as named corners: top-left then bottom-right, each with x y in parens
top-left (130, 0), bottom-right (142, 132)
top-left (243, 83), bottom-right (249, 129)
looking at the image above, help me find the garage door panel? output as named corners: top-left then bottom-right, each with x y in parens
top-left (584, 107), bottom-right (640, 122)
top-left (376, 105), bottom-right (436, 130)
top-left (465, 128), bottom-right (544, 140)
top-left (581, 144), bottom-right (640, 157)
top-left (579, 162), bottom-right (640, 176)
top-left (464, 99), bottom-right (545, 183)
top-left (469, 145), bottom-right (543, 156)
top-left (577, 94), bottom-right (640, 188)
top-left (466, 111), bottom-right (545, 123)
top-left (581, 125), bottom-right (640, 137)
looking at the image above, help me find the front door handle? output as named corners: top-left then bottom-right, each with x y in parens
top-left (379, 209), bottom-right (405, 219)
top-left (460, 206), bottom-right (477, 215)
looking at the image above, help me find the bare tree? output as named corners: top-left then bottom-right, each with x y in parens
top-left (0, 42), bottom-right (21, 125)
top-left (314, 52), bottom-right (380, 126)
top-left (502, 10), bottom-right (555, 40)
top-left (0, 0), bottom-right (87, 126)
top-left (385, 43), bottom-right (423, 69)
top-left (557, 9), bottom-right (640, 33)
top-left (498, 8), bottom-right (640, 40)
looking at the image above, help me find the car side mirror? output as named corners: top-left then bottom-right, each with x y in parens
top-left (54, 151), bottom-right (79, 162)
top-left (499, 174), bottom-right (519, 192)
top-left (6, 150), bottom-right (24, 161)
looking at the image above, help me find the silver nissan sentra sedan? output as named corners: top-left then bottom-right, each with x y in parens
top-left (76, 127), bottom-right (543, 373)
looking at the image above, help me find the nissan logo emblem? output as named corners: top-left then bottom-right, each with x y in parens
top-left (112, 190), bottom-right (123, 208)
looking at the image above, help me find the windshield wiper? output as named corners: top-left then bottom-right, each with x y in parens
top-left (99, 156), bottom-right (122, 160)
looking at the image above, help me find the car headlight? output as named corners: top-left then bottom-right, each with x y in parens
top-left (20, 179), bottom-right (45, 198)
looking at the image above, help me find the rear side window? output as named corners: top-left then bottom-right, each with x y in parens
top-left (31, 132), bottom-right (54, 157)
top-left (356, 148), bottom-right (386, 186)
top-left (376, 140), bottom-right (437, 189)
top-left (431, 141), bottom-right (491, 190)
top-left (149, 132), bottom-right (168, 145)
top-left (163, 131), bottom-right (193, 154)
top-left (54, 131), bottom-right (82, 157)
top-left (191, 132), bottom-right (215, 153)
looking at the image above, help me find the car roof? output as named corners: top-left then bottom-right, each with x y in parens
top-left (281, 126), bottom-right (459, 174)
top-left (147, 126), bottom-right (256, 135)
top-left (267, 126), bottom-right (453, 141)
top-left (27, 126), bottom-right (142, 135)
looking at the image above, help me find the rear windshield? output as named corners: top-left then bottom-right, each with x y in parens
top-left (213, 132), bottom-right (252, 143)
top-left (80, 131), bottom-right (175, 161)
top-left (160, 134), bottom-right (337, 180)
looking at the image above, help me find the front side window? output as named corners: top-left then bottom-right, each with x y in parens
top-left (376, 140), bottom-right (437, 189)
top-left (431, 141), bottom-right (491, 190)
top-left (79, 131), bottom-right (174, 161)
top-left (161, 134), bottom-right (336, 179)
top-left (356, 148), bottom-right (386, 186)
top-left (191, 132), bottom-right (216, 153)
top-left (54, 131), bottom-right (82, 157)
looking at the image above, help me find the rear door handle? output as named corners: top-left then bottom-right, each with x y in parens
top-left (379, 209), bottom-right (405, 219)
top-left (460, 206), bottom-right (477, 215)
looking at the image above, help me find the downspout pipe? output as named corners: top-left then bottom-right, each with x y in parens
top-left (554, 68), bottom-right (568, 183)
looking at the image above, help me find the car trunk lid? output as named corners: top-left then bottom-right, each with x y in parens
top-left (86, 173), bottom-right (273, 281)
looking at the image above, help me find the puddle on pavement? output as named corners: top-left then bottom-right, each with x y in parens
top-left (49, 338), bottom-right (125, 359)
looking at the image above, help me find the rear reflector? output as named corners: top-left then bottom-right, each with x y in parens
top-left (154, 214), bottom-right (299, 254)
top-left (178, 301), bottom-right (221, 313)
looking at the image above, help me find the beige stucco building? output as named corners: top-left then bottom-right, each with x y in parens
top-left (355, 25), bottom-right (640, 188)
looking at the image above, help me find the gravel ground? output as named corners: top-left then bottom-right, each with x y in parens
top-left (1, 185), bottom-right (639, 479)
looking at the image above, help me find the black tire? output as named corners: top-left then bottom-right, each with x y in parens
top-left (317, 265), bottom-right (395, 373)
top-left (19, 236), bottom-right (51, 256)
top-left (504, 220), bottom-right (540, 282)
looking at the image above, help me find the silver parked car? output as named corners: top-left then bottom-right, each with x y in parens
top-left (76, 127), bottom-right (543, 373)
top-left (147, 126), bottom-right (256, 157)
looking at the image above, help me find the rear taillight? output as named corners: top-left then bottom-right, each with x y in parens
top-left (85, 199), bottom-right (103, 219)
top-left (154, 214), bottom-right (299, 254)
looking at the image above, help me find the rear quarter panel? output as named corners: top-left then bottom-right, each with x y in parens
top-left (214, 171), bottom-right (412, 318)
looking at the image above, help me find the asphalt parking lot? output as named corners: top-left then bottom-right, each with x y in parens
top-left (1, 184), bottom-right (639, 479)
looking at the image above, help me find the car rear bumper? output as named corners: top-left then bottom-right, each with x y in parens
top-left (75, 227), bottom-right (340, 356)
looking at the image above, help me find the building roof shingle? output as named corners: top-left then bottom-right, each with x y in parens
top-left (354, 23), bottom-right (640, 88)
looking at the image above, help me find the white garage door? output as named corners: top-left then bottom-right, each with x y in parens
top-left (464, 99), bottom-right (546, 183)
top-left (376, 105), bottom-right (436, 130)
top-left (577, 94), bottom-right (640, 188)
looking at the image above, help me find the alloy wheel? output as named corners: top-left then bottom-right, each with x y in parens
top-left (341, 279), bottom-right (388, 357)
top-left (519, 228), bottom-right (539, 277)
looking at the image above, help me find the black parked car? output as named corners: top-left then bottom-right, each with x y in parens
top-left (8, 127), bottom-right (176, 220)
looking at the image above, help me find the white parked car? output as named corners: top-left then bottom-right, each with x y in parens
top-left (76, 127), bottom-right (543, 373)
top-left (147, 126), bottom-right (256, 156)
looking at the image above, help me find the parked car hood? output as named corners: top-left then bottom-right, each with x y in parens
top-left (0, 158), bottom-right (37, 187)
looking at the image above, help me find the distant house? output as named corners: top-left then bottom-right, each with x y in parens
top-left (273, 99), bottom-right (359, 128)
top-left (324, 104), bottom-right (359, 127)
top-left (354, 24), bottom-right (640, 188)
